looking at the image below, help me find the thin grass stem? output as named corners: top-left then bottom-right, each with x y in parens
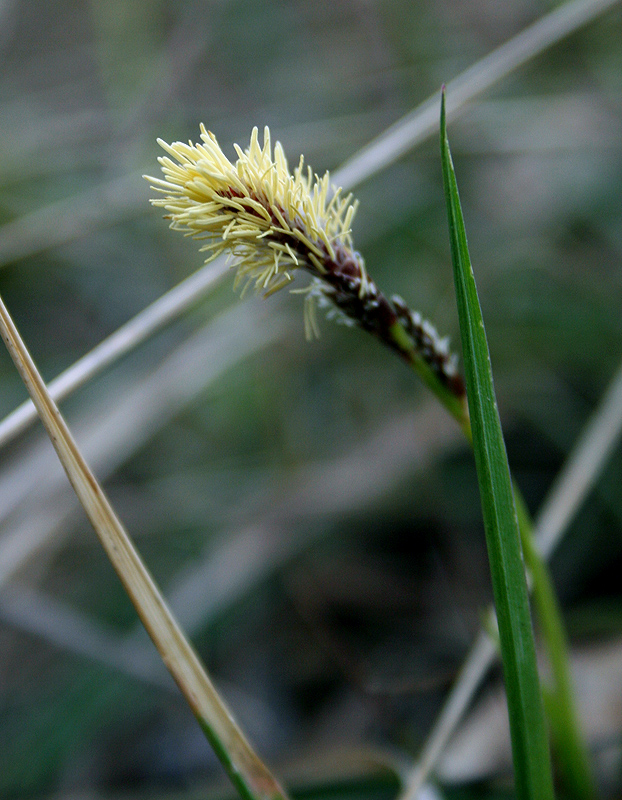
top-left (401, 359), bottom-right (622, 797)
top-left (0, 258), bottom-right (228, 450)
top-left (515, 495), bottom-right (596, 799)
top-left (334, 0), bottom-right (621, 191)
top-left (0, 293), bottom-right (289, 800)
top-left (536, 360), bottom-right (622, 561)
top-left (387, 321), bottom-right (470, 436)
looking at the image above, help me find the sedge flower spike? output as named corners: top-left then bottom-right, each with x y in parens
top-left (146, 125), bottom-right (366, 307)
top-left (145, 126), bottom-right (464, 397)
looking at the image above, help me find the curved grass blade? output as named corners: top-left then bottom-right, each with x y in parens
top-left (0, 293), bottom-right (288, 800)
top-left (439, 88), bottom-right (554, 800)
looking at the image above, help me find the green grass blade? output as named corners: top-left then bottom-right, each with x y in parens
top-left (439, 89), bottom-right (555, 800)
top-left (515, 495), bottom-right (596, 799)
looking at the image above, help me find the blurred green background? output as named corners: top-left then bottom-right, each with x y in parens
top-left (0, 1), bottom-right (621, 798)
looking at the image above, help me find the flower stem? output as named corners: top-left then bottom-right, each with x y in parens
top-left (515, 493), bottom-right (596, 799)
top-left (392, 311), bottom-right (594, 797)
top-left (388, 320), bottom-right (471, 438)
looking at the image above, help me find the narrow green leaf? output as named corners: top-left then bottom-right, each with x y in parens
top-left (440, 89), bottom-right (555, 800)
top-left (515, 495), bottom-right (596, 799)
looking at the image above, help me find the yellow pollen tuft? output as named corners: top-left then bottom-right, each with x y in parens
top-left (145, 126), bottom-right (359, 297)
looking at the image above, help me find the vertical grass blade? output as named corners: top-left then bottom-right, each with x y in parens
top-left (439, 89), bottom-right (555, 800)
top-left (0, 293), bottom-right (288, 800)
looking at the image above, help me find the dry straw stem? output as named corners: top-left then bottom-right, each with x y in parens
top-left (0, 293), bottom-right (288, 800)
top-left (0, 300), bottom-right (286, 589)
top-left (0, 401), bottom-right (458, 701)
top-left (334, 0), bottom-right (622, 191)
top-left (0, 172), bottom-right (145, 268)
top-left (0, 259), bottom-right (228, 449)
top-left (535, 360), bottom-right (622, 562)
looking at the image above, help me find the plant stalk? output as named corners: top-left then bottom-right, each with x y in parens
top-left (440, 88), bottom-right (554, 799)
top-left (388, 92), bottom-right (595, 798)
top-left (515, 494), bottom-right (596, 799)
top-left (0, 292), bottom-right (289, 800)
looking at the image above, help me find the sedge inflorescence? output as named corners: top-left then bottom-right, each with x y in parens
top-left (146, 126), bottom-right (464, 397)
top-left (146, 125), bottom-right (369, 324)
